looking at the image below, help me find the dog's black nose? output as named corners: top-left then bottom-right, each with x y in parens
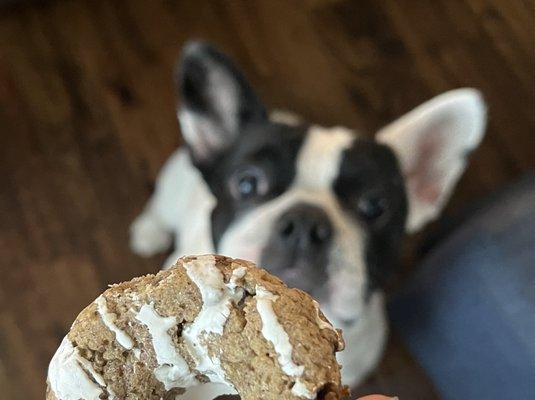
top-left (276, 204), bottom-right (333, 251)
top-left (261, 203), bottom-right (332, 295)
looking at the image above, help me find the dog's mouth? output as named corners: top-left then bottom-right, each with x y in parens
top-left (259, 251), bottom-right (366, 327)
top-left (260, 253), bottom-right (330, 297)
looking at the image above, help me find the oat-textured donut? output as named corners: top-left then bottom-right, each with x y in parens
top-left (46, 255), bottom-right (346, 400)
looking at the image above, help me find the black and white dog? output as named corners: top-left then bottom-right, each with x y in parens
top-left (130, 41), bottom-right (486, 390)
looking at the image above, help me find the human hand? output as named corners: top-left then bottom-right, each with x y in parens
top-left (357, 396), bottom-right (398, 400)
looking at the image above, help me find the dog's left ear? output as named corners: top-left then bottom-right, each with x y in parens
top-left (377, 88), bottom-right (487, 232)
top-left (176, 41), bottom-right (267, 168)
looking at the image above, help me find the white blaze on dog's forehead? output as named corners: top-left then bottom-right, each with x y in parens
top-left (182, 255), bottom-right (243, 385)
top-left (295, 126), bottom-right (355, 190)
top-left (95, 295), bottom-right (134, 350)
top-left (48, 337), bottom-right (105, 400)
top-left (135, 303), bottom-right (196, 389)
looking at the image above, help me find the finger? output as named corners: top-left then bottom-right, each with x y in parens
top-left (357, 396), bottom-right (398, 400)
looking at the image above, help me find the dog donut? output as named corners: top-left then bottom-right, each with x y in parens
top-left (46, 255), bottom-right (346, 400)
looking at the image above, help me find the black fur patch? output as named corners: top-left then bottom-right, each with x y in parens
top-left (205, 121), bottom-right (307, 248)
top-left (333, 139), bottom-right (407, 291)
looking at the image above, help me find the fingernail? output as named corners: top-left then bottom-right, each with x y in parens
top-left (389, 397), bottom-right (399, 400)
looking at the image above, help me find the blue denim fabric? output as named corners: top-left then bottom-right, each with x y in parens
top-left (389, 173), bottom-right (535, 399)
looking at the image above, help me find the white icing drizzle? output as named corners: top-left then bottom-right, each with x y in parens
top-left (312, 300), bottom-right (336, 332)
top-left (255, 285), bottom-right (304, 376)
top-left (228, 266), bottom-right (247, 290)
top-left (75, 355), bottom-right (106, 387)
top-left (135, 303), bottom-right (197, 390)
top-left (255, 285), bottom-right (316, 399)
top-left (133, 257), bottom-right (246, 394)
top-left (48, 337), bottom-right (108, 400)
top-left (313, 300), bottom-right (344, 351)
top-left (95, 295), bottom-right (134, 350)
top-left (291, 379), bottom-right (315, 399)
top-left (182, 255), bottom-right (244, 385)
top-left (75, 356), bottom-right (118, 400)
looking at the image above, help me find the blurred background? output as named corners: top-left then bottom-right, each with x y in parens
top-left (0, 1), bottom-right (534, 399)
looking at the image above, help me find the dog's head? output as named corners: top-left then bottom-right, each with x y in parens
top-left (177, 42), bottom-right (486, 323)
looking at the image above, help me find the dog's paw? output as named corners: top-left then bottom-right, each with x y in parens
top-left (129, 213), bottom-right (172, 257)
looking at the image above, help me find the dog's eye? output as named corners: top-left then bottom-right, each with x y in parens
top-left (357, 195), bottom-right (388, 222)
top-left (229, 166), bottom-right (269, 200)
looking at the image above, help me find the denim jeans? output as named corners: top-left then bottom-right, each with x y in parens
top-left (389, 173), bottom-right (535, 399)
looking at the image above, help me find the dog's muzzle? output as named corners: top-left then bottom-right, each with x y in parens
top-left (260, 203), bottom-right (332, 297)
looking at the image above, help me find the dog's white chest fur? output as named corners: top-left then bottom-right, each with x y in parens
top-left (332, 292), bottom-right (387, 386)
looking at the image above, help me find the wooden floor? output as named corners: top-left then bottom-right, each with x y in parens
top-left (0, 0), bottom-right (534, 399)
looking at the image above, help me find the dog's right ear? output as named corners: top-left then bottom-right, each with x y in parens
top-left (377, 88), bottom-right (487, 233)
top-left (176, 41), bottom-right (267, 168)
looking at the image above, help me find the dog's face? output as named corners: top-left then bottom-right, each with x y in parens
top-left (194, 120), bottom-right (407, 322)
top-left (177, 42), bottom-right (486, 323)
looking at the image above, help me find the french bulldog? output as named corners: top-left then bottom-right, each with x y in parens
top-left (130, 41), bottom-right (486, 393)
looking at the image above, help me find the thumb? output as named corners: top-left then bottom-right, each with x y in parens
top-left (357, 396), bottom-right (398, 400)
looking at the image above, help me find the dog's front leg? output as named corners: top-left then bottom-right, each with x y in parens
top-left (130, 197), bottom-right (174, 257)
top-left (130, 149), bottom-right (191, 257)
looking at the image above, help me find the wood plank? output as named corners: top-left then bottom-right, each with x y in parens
top-left (0, 0), bottom-right (533, 398)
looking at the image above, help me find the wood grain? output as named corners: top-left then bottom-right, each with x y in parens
top-left (0, 1), bottom-right (533, 399)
